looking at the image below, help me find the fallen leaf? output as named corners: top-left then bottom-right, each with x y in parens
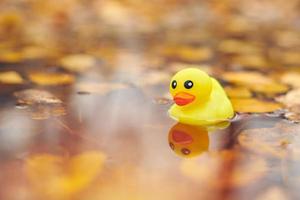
top-left (231, 98), bottom-right (282, 113)
top-left (14, 89), bottom-right (62, 105)
top-left (232, 54), bottom-right (269, 69)
top-left (222, 71), bottom-right (273, 85)
top-left (249, 82), bottom-right (289, 95)
top-left (223, 72), bottom-right (288, 95)
top-left (163, 46), bottom-right (213, 62)
top-left (0, 71), bottom-right (23, 84)
top-left (60, 54), bottom-right (97, 73)
top-left (281, 51), bottom-right (300, 65)
top-left (218, 40), bottom-right (261, 54)
top-left (0, 51), bottom-right (22, 63)
top-left (29, 72), bottom-right (75, 86)
top-left (225, 86), bottom-right (252, 98)
top-left (14, 89), bottom-right (65, 119)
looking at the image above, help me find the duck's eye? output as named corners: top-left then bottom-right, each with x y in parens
top-left (184, 80), bottom-right (193, 89)
top-left (181, 148), bottom-right (191, 155)
top-left (171, 80), bottom-right (177, 89)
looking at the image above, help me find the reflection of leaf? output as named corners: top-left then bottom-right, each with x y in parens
top-left (28, 72), bottom-right (75, 86)
top-left (26, 151), bottom-right (106, 200)
top-left (231, 98), bottom-right (282, 113)
top-left (0, 71), bottom-right (23, 84)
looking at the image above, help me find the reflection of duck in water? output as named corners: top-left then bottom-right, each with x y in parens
top-left (168, 122), bottom-right (232, 158)
top-left (168, 123), bottom-right (209, 158)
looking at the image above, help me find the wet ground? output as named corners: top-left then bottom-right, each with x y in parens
top-left (0, 0), bottom-right (300, 200)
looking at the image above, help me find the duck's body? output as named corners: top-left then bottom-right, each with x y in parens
top-left (168, 68), bottom-right (234, 126)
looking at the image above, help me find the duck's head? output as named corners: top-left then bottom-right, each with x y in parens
top-left (170, 68), bottom-right (212, 107)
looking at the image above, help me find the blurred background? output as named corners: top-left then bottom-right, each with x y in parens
top-left (0, 0), bottom-right (299, 200)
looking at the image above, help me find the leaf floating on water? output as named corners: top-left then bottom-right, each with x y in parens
top-left (223, 71), bottom-right (288, 95)
top-left (60, 54), bottom-right (97, 73)
top-left (225, 86), bottom-right (252, 98)
top-left (28, 72), bottom-right (75, 86)
top-left (25, 151), bottom-right (106, 199)
top-left (14, 89), bottom-right (62, 105)
top-left (249, 82), bottom-right (289, 95)
top-left (223, 71), bottom-right (274, 85)
top-left (231, 98), bottom-right (282, 113)
top-left (14, 89), bottom-right (66, 119)
top-left (0, 71), bottom-right (23, 84)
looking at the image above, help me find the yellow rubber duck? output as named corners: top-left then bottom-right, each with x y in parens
top-left (168, 68), bottom-right (234, 125)
top-left (168, 123), bottom-right (209, 158)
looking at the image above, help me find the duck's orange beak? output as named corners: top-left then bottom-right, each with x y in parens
top-left (173, 92), bottom-right (195, 106)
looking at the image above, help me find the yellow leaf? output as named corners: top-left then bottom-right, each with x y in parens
top-left (29, 72), bottom-right (75, 86)
top-left (60, 54), bottom-right (97, 73)
top-left (231, 98), bottom-right (282, 113)
top-left (225, 86), bottom-right (252, 98)
top-left (249, 82), bottom-right (289, 95)
top-left (223, 71), bottom-right (274, 85)
top-left (0, 71), bottom-right (23, 84)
